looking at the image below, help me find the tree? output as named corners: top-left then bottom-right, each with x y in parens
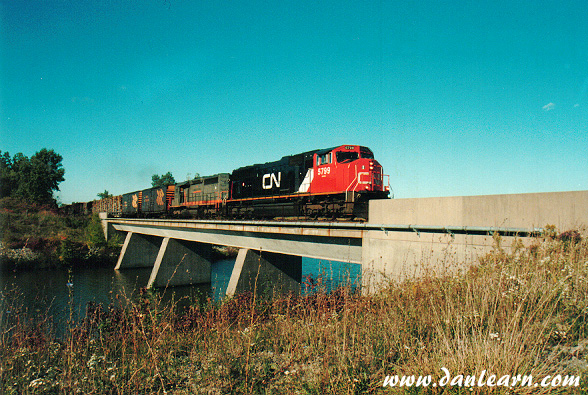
top-left (0, 148), bottom-right (65, 205)
top-left (185, 172), bottom-right (200, 181)
top-left (27, 149), bottom-right (65, 204)
top-left (151, 172), bottom-right (175, 188)
top-left (97, 190), bottom-right (112, 199)
top-left (0, 151), bottom-right (15, 198)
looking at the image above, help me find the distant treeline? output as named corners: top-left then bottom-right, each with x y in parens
top-left (0, 148), bottom-right (65, 206)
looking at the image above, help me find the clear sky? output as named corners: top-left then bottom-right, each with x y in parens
top-left (1, 0), bottom-right (587, 204)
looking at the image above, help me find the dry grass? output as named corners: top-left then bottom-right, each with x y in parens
top-left (1, 230), bottom-right (587, 394)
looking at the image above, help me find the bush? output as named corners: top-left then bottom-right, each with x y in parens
top-left (85, 213), bottom-right (106, 248)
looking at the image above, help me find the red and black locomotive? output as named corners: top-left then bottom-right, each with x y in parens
top-left (225, 144), bottom-right (389, 219)
top-left (96, 145), bottom-right (390, 220)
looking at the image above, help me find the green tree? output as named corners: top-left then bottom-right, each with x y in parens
top-left (151, 172), bottom-right (175, 187)
top-left (0, 148), bottom-right (65, 205)
top-left (0, 151), bottom-right (15, 198)
top-left (97, 190), bottom-right (112, 199)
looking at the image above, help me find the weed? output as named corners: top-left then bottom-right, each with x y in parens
top-left (1, 231), bottom-right (587, 393)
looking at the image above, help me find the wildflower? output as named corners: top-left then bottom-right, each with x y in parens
top-left (552, 330), bottom-right (567, 341)
top-left (87, 354), bottom-right (105, 369)
top-left (29, 378), bottom-right (46, 388)
top-left (489, 332), bottom-right (501, 341)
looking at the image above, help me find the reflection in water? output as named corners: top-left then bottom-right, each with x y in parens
top-left (0, 257), bottom-right (360, 337)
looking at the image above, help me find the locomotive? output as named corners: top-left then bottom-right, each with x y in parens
top-left (97, 145), bottom-right (390, 220)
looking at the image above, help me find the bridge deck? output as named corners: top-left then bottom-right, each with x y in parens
top-left (110, 218), bottom-right (365, 263)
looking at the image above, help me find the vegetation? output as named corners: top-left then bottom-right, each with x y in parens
top-left (186, 172), bottom-right (201, 181)
top-left (97, 190), bottom-right (113, 199)
top-left (1, 229), bottom-right (587, 393)
top-left (0, 149), bottom-right (65, 206)
top-left (152, 172), bottom-right (176, 188)
top-left (0, 198), bottom-right (120, 270)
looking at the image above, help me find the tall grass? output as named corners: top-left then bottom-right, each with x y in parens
top-left (1, 230), bottom-right (587, 394)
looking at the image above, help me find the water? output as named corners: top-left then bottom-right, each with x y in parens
top-left (0, 257), bottom-right (360, 337)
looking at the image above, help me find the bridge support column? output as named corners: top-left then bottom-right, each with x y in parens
top-left (226, 249), bottom-right (302, 297)
top-left (147, 238), bottom-right (212, 288)
top-left (115, 232), bottom-right (162, 270)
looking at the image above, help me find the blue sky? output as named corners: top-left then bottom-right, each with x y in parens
top-left (1, 0), bottom-right (587, 204)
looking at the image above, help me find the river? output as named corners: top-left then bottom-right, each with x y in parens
top-left (0, 257), bottom-right (361, 337)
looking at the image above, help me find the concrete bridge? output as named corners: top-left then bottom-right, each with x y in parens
top-left (102, 190), bottom-right (588, 296)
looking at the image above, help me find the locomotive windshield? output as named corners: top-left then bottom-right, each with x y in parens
top-left (336, 151), bottom-right (359, 163)
top-left (360, 149), bottom-right (374, 159)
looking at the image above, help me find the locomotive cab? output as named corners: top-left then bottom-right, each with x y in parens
top-left (311, 145), bottom-right (389, 197)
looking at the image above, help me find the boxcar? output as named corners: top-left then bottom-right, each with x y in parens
top-left (121, 190), bottom-right (142, 216)
top-left (142, 185), bottom-right (175, 216)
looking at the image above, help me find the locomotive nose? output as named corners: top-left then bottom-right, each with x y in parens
top-left (370, 161), bottom-right (386, 192)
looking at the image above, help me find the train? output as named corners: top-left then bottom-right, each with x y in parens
top-left (65, 145), bottom-right (391, 220)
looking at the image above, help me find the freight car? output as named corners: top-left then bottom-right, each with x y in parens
top-left (142, 185), bottom-right (175, 216)
top-left (59, 201), bottom-right (93, 216)
top-left (121, 185), bottom-right (175, 217)
top-left (121, 190), bottom-right (141, 216)
top-left (92, 195), bottom-right (121, 215)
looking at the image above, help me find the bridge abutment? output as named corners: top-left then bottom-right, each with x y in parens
top-left (361, 231), bottom-right (495, 293)
top-left (226, 249), bottom-right (302, 297)
top-left (362, 190), bottom-right (588, 293)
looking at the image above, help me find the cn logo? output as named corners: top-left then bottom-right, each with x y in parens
top-left (262, 172), bottom-right (281, 190)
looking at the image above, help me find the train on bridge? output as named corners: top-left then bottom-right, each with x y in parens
top-left (64, 145), bottom-right (390, 220)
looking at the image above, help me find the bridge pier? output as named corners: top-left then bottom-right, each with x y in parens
top-left (115, 232), bottom-right (211, 288)
top-left (226, 249), bottom-right (302, 297)
top-left (148, 238), bottom-right (212, 288)
top-left (115, 232), bottom-right (162, 269)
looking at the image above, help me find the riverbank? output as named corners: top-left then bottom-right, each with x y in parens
top-left (1, 228), bottom-right (587, 393)
top-left (0, 198), bottom-right (120, 271)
